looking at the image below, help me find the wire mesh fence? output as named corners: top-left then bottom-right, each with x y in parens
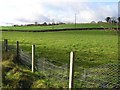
top-left (76, 63), bottom-right (120, 88)
top-left (2, 40), bottom-right (69, 87)
top-left (19, 49), bottom-right (69, 86)
top-left (2, 40), bottom-right (120, 88)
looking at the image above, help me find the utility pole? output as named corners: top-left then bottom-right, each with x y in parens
top-left (52, 19), bottom-right (55, 30)
top-left (75, 13), bottom-right (76, 29)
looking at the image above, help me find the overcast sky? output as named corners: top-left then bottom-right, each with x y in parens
top-left (0, 0), bottom-right (119, 26)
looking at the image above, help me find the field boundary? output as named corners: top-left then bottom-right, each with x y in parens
top-left (2, 39), bottom-right (69, 87)
top-left (1, 28), bottom-right (120, 32)
top-left (2, 39), bottom-right (120, 88)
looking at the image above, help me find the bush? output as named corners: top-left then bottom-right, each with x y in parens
top-left (32, 80), bottom-right (47, 88)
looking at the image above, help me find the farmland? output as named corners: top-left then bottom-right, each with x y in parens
top-left (1, 0), bottom-right (120, 88)
top-left (2, 28), bottom-right (119, 88)
top-left (1, 23), bottom-right (119, 31)
top-left (2, 30), bottom-right (118, 68)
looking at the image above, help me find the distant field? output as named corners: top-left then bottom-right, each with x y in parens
top-left (2, 30), bottom-right (118, 69)
top-left (1, 23), bottom-right (119, 31)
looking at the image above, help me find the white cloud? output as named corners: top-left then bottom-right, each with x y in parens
top-left (71, 2), bottom-right (118, 23)
top-left (0, 0), bottom-right (118, 26)
top-left (0, 0), bottom-right (44, 25)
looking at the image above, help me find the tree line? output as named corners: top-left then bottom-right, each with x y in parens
top-left (13, 22), bottom-right (65, 27)
top-left (105, 17), bottom-right (120, 24)
top-left (13, 16), bottom-right (120, 27)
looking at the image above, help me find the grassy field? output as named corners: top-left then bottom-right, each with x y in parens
top-left (2, 29), bottom-right (118, 88)
top-left (1, 23), bottom-right (119, 31)
top-left (2, 30), bottom-right (118, 68)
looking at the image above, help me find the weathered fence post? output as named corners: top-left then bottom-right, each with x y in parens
top-left (16, 41), bottom-right (19, 60)
top-left (32, 45), bottom-right (35, 72)
top-left (4, 39), bottom-right (8, 52)
top-left (69, 51), bottom-right (75, 89)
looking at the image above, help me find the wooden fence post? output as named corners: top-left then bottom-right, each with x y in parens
top-left (32, 45), bottom-right (35, 72)
top-left (4, 39), bottom-right (8, 52)
top-left (16, 41), bottom-right (19, 60)
top-left (69, 51), bottom-right (75, 89)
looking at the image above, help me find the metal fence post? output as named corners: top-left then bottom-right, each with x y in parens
top-left (16, 41), bottom-right (19, 60)
top-left (4, 39), bottom-right (8, 52)
top-left (32, 45), bottom-right (35, 72)
top-left (69, 51), bottom-right (75, 89)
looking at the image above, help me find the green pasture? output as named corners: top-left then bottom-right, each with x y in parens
top-left (2, 30), bottom-right (118, 69)
top-left (1, 23), bottom-right (118, 31)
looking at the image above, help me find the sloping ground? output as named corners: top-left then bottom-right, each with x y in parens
top-left (1, 29), bottom-right (119, 88)
top-left (2, 44), bottom-right (120, 88)
top-left (2, 51), bottom-right (68, 88)
top-left (1, 23), bottom-right (119, 31)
